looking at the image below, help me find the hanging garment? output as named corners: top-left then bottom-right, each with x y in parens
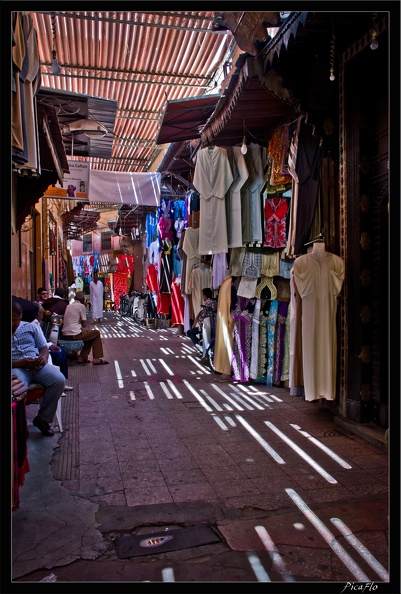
top-left (89, 278), bottom-right (104, 320)
top-left (177, 229), bottom-right (187, 295)
top-left (293, 242), bottom-right (345, 400)
top-left (250, 298), bottom-right (261, 380)
top-left (263, 196), bottom-right (288, 248)
top-left (146, 263), bottom-right (158, 292)
top-left (289, 268), bottom-right (304, 395)
top-left (231, 298), bottom-right (254, 382)
top-left (268, 127), bottom-right (293, 186)
top-left (273, 301), bottom-right (289, 385)
top-left (280, 301), bottom-right (291, 383)
top-left (213, 276), bottom-right (234, 376)
top-left (248, 143), bottom-right (265, 243)
top-left (193, 146), bottom-right (234, 255)
top-left (229, 247), bottom-right (246, 277)
top-left (227, 146), bottom-right (248, 248)
top-left (146, 211), bottom-right (158, 248)
top-left (211, 252), bottom-right (228, 290)
top-left (292, 120), bottom-right (324, 255)
top-left (182, 227), bottom-right (200, 295)
top-left (186, 263), bottom-right (212, 320)
top-left (171, 279), bottom-right (184, 326)
top-left (266, 299), bottom-right (279, 386)
top-left (241, 150), bottom-right (257, 244)
top-left (159, 239), bottom-right (173, 294)
top-left (158, 213), bottom-right (174, 242)
top-left (256, 299), bottom-right (269, 383)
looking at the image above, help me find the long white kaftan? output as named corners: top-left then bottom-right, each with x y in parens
top-left (293, 243), bottom-right (344, 401)
top-left (227, 147), bottom-right (248, 248)
top-left (193, 146), bottom-right (233, 255)
top-left (89, 279), bottom-right (104, 321)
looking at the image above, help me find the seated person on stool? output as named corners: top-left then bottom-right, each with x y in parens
top-left (14, 297), bottom-right (73, 393)
top-left (12, 301), bottom-right (65, 437)
top-left (61, 291), bottom-right (109, 366)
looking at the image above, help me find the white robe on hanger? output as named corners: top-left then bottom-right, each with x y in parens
top-left (193, 146), bottom-right (233, 255)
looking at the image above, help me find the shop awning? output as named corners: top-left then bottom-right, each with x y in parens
top-left (200, 55), bottom-right (296, 148)
top-left (88, 170), bottom-right (161, 206)
top-left (62, 204), bottom-right (100, 240)
top-left (155, 94), bottom-right (221, 145)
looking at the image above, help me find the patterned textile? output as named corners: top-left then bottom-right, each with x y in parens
top-left (257, 300), bottom-right (269, 382)
top-left (263, 197), bottom-right (288, 248)
top-left (113, 273), bottom-right (129, 311)
top-left (268, 127), bottom-right (292, 186)
top-left (273, 301), bottom-right (289, 385)
top-left (280, 301), bottom-right (291, 382)
top-left (266, 299), bottom-right (278, 386)
top-left (231, 299), bottom-right (253, 382)
top-left (250, 298), bottom-right (261, 380)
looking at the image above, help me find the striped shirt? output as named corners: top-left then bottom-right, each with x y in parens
top-left (12, 321), bottom-right (47, 361)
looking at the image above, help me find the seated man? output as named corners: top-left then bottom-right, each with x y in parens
top-left (61, 291), bottom-right (109, 365)
top-left (12, 301), bottom-right (65, 437)
top-left (42, 287), bottom-right (69, 315)
top-left (14, 296), bottom-right (72, 392)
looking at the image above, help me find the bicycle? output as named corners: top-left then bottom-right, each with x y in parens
top-left (118, 294), bottom-right (134, 317)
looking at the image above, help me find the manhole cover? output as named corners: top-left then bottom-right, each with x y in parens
top-left (115, 524), bottom-right (220, 558)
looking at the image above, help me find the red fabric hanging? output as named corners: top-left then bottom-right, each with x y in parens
top-left (113, 273), bottom-right (129, 310)
top-left (171, 280), bottom-right (184, 325)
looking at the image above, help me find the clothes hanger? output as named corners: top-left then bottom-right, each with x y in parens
top-left (304, 232), bottom-right (324, 247)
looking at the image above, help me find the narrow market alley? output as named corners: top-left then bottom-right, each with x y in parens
top-left (11, 312), bottom-right (389, 588)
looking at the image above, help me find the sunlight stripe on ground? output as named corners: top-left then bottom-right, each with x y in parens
top-left (160, 381), bottom-right (174, 399)
top-left (146, 359), bottom-right (157, 373)
top-left (254, 526), bottom-right (295, 582)
top-left (211, 384), bottom-right (244, 411)
top-left (265, 421), bottom-right (337, 483)
top-left (166, 379), bottom-right (183, 399)
top-left (290, 424), bottom-right (352, 469)
top-left (224, 415), bottom-right (236, 427)
top-left (235, 416), bottom-right (285, 464)
top-left (231, 386), bottom-right (265, 410)
top-left (140, 360), bottom-right (151, 375)
top-left (143, 381), bottom-right (155, 400)
top-left (129, 391), bottom-right (135, 400)
top-left (285, 489), bottom-right (371, 582)
top-left (212, 414), bottom-right (228, 430)
top-left (182, 379), bottom-right (213, 411)
top-left (114, 360), bottom-right (124, 388)
top-left (131, 369), bottom-right (137, 377)
top-left (330, 518), bottom-right (389, 581)
top-left (159, 359), bottom-right (174, 375)
top-left (201, 391), bottom-right (224, 411)
top-left (160, 348), bottom-right (170, 355)
top-left (230, 392), bottom-right (254, 410)
top-left (187, 355), bottom-right (211, 373)
top-left (247, 552), bottom-right (271, 582)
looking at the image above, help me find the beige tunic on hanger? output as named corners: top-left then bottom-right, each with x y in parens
top-left (193, 146), bottom-right (234, 255)
top-left (227, 147), bottom-right (248, 248)
top-left (293, 242), bottom-right (345, 401)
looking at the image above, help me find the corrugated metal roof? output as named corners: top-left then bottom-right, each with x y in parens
top-left (30, 11), bottom-right (238, 174)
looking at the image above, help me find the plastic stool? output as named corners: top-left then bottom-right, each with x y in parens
top-left (26, 383), bottom-right (63, 433)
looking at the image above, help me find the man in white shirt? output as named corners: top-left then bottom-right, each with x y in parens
top-left (61, 291), bottom-right (109, 366)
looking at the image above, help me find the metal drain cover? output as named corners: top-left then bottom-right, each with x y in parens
top-left (115, 524), bottom-right (220, 558)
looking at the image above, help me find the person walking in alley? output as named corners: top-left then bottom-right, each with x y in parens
top-left (61, 291), bottom-right (109, 365)
top-left (89, 271), bottom-right (104, 323)
top-left (12, 300), bottom-right (65, 437)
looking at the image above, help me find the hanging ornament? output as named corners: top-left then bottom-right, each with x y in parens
top-left (329, 25), bottom-right (335, 81)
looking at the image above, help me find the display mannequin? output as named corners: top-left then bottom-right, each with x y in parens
top-left (293, 241), bottom-right (345, 401)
